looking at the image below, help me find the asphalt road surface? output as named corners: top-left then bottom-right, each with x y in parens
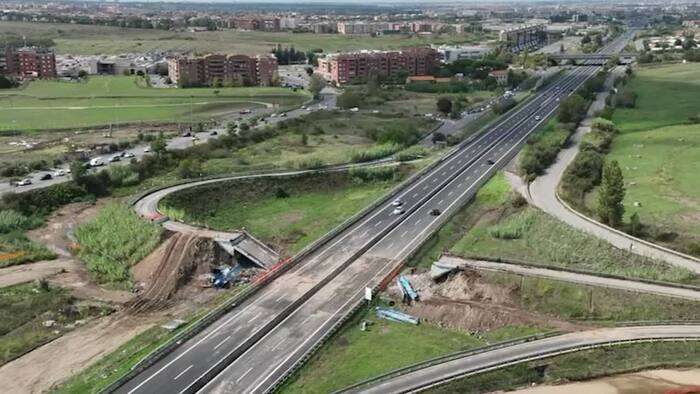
top-left (346, 325), bottom-right (700, 394)
top-left (115, 34), bottom-right (633, 394)
top-left (0, 93), bottom-right (335, 196)
top-left (116, 66), bottom-right (597, 394)
top-left (436, 256), bottom-right (700, 301)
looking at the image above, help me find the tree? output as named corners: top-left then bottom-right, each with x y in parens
top-left (597, 159), bottom-right (625, 227)
top-left (177, 158), bottom-right (202, 179)
top-left (308, 74), bottom-right (325, 100)
top-left (70, 161), bottom-right (87, 182)
top-left (557, 94), bottom-right (588, 124)
top-left (436, 97), bottom-right (452, 115)
top-left (77, 70), bottom-right (88, 79)
top-left (629, 212), bottom-right (642, 236)
top-left (450, 100), bottom-right (464, 119)
top-left (150, 131), bottom-right (167, 158)
top-left (336, 90), bottom-right (363, 109)
top-left (0, 75), bottom-right (16, 89)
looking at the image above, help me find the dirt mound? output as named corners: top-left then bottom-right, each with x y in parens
top-left (387, 269), bottom-right (586, 333)
top-left (129, 233), bottom-right (221, 312)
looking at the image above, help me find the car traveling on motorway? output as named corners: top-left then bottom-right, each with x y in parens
top-left (391, 199), bottom-right (403, 206)
top-left (16, 178), bottom-right (32, 186)
top-left (430, 208), bottom-right (441, 216)
top-left (392, 207), bottom-right (405, 215)
top-left (89, 158), bottom-right (104, 167)
top-left (39, 173), bottom-right (52, 181)
top-left (124, 152), bottom-right (136, 158)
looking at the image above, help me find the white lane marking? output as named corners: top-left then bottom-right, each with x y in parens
top-left (374, 221), bottom-right (382, 227)
top-left (270, 337), bottom-right (287, 352)
top-left (386, 242), bottom-right (394, 250)
top-left (401, 230), bottom-right (408, 238)
top-left (144, 69), bottom-right (591, 393)
top-left (412, 193), bottom-right (418, 198)
top-left (415, 219), bottom-right (422, 225)
top-left (173, 365), bottom-right (193, 381)
top-left (236, 367), bottom-right (254, 383)
top-left (300, 314), bottom-right (315, 326)
top-left (213, 336), bottom-right (231, 350)
top-left (250, 312), bottom-right (262, 323)
top-left (438, 199), bottom-right (444, 205)
top-left (448, 191), bottom-right (454, 196)
top-left (275, 294), bottom-right (286, 303)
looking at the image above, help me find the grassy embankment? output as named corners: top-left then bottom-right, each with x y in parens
top-left (0, 209), bottom-right (55, 268)
top-left (408, 172), bottom-right (693, 283)
top-left (0, 21), bottom-right (495, 55)
top-left (0, 282), bottom-right (112, 366)
top-left (50, 285), bottom-right (245, 394)
top-left (159, 167), bottom-right (409, 255)
top-left (429, 341), bottom-right (700, 394)
top-left (583, 63), bottom-right (700, 256)
top-left (74, 203), bottom-right (162, 288)
top-left (280, 172), bottom-right (699, 393)
top-left (280, 303), bottom-right (545, 394)
top-left (0, 75), bottom-right (308, 132)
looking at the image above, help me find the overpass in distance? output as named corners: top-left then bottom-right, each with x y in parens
top-left (113, 32), bottom-right (636, 394)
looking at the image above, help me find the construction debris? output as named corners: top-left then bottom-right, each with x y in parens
top-left (375, 307), bottom-right (419, 325)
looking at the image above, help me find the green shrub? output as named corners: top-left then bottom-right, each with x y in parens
top-left (1, 182), bottom-right (88, 217)
top-left (0, 232), bottom-right (56, 268)
top-left (349, 166), bottom-right (399, 183)
top-left (0, 210), bottom-right (41, 234)
top-left (350, 143), bottom-right (402, 163)
top-left (394, 146), bottom-right (428, 162)
top-left (487, 210), bottom-right (535, 239)
top-left (74, 204), bottom-right (162, 287)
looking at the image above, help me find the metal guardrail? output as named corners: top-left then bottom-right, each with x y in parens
top-left (447, 253), bottom-right (700, 293)
top-left (334, 331), bottom-right (562, 393)
top-left (106, 121), bottom-right (459, 393)
top-left (267, 73), bottom-right (587, 392)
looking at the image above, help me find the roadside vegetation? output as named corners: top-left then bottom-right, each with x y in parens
top-left (160, 167), bottom-right (409, 255)
top-left (428, 341), bottom-right (700, 394)
top-left (280, 301), bottom-right (545, 394)
top-left (0, 209), bottom-right (55, 267)
top-left (563, 63), bottom-right (700, 257)
top-left (0, 282), bottom-right (112, 366)
top-left (74, 203), bottom-right (162, 287)
top-left (409, 173), bottom-right (695, 283)
top-left (0, 75), bottom-right (307, 132)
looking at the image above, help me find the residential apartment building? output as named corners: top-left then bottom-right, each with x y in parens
top-left (315, 47), bottom-right (439, 85)
top-left (0, 46), bottom-right (56, 79)
top-left (168, 53), bottom-right (277, 87)
top-left (229, 16), bottom-right (281, 31)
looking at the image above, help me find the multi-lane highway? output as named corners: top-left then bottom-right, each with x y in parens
top-left (342, 325), bottom-right (700, 394)
top-left (114, 34), bottom-right (633, 394)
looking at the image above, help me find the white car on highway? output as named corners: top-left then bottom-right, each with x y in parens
top-left (392, 207), bottom-right (405, 215)
top-left (16, 178), bottom-right (32, 186)
top-left (89, 158), bottom-right (104, 167)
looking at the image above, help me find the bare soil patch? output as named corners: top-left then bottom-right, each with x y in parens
top-left (387, 269), bottom-right (588, 333)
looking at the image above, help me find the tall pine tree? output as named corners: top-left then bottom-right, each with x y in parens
top-left (597, 159), bottom-right (625, 227)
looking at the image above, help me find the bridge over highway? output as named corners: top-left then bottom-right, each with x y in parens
top-left (548, 52), bottom-right (637, 65)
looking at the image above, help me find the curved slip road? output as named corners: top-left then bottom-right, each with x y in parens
top-left (522, 66), bottom-right (700, 274)
top-left (115, 34), bottom-right (634, 394)
top-left (343, 325), bottom-right (700, 394)
top-left (437, 255), bottom-right (700, 301)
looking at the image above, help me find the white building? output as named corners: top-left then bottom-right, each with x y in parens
top-left (433, 45), bottom-right (491, 63)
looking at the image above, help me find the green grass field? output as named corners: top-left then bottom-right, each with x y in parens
top-left (599, 63), bottom-right (700, 253)
top-left (409, 173), bottom-right (694, 283)
top-left (0, 282), bottom-right (112, 366)
top-left (0, 76), bottom-right (308, 132)
top-left (160, 169), bottom-right (408, 255)
top-left (281, 303), bottom-right (544, 394)
top-left (0, 22), bottom-right (494, 56)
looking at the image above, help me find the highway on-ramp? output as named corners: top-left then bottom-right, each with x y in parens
top-left (114, 35), bottom-right (634, 394)
top-left (342, 325), bottom-right (700, 394)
